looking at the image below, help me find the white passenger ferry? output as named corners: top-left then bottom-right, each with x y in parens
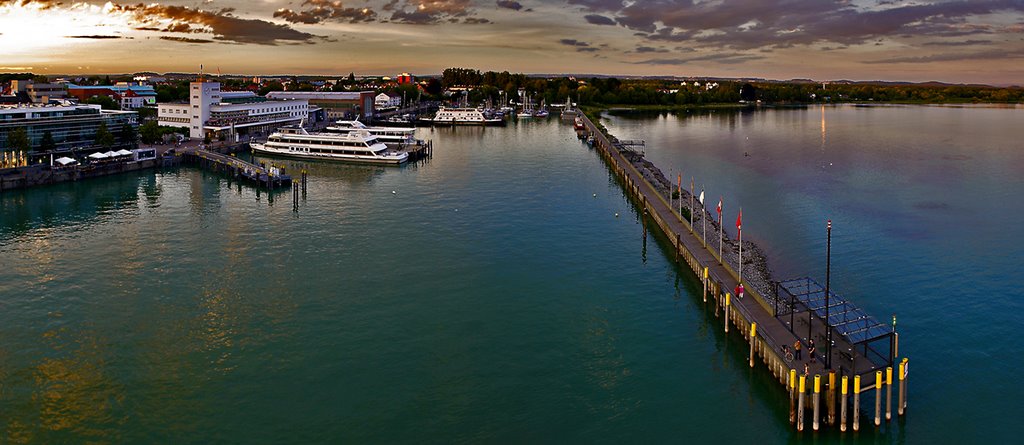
top-left (251, 127), bottom-right (409, 165)
top-left (325, 119), bottom-right (418, 147)
top-left (420, 107), bottom-right (503, 126)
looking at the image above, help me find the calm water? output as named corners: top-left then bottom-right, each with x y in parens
top-left (0, 107), bottom-right (1020, 442)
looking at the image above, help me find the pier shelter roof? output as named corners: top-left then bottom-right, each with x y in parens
top-left (778, 277), bottom-right (892, 345)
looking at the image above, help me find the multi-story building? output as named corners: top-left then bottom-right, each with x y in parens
top-left (66, 83), bottom-right (158, 109)
top-left (375, 93), bottom-right (402, 109)
top-left (157, 80), bottom-right (308, 139)
top-left (10, 80), bottom-right (67, 104)
top-left (0, 103), bottom-right (138, 151)
top-left (266, 91), bottom-right (375, 121)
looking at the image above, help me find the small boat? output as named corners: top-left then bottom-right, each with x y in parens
top-left (420, 107), bottom-right (504, 126)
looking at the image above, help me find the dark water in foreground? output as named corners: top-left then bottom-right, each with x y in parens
top-left (1, 106), bottom-right (1020, 442)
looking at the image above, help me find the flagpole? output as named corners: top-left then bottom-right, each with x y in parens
top-left (719, 197), bottom-right (723, 263)
top-left (701, 186), bottom-right (706, 248)
top-left (738, 208), bottom-right (743, 282)
top-left (689, 177), bottom-right (694, 231)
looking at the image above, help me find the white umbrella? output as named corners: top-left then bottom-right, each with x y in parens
top-left (105, 151), bottom-right (119, 157)
top-left (55, 157), bottom-right (77, 165)
top-left (116, 149), bottom-right (133, 156)
top-left (88, 152), bottom-right (108, 159)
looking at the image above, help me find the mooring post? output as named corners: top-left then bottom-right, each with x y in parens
top-left (899, 358), bottom-right (908, 416)
top-left (724, 293), bottom-right (731, 333)
top-left (828, 370), bottom-right (836, 426)
top-left (749, 323), bottom-right (757, 368)
top-left (797, 375), bottom-right (806, 432)
top-left (874, 370), bottom-right (883, 427)
top-left (789, 369), bottom-right (797, 424)
top-left (813, 374), bottom-right (821, 431)
top-left (703, 267), bottom-right (708, 303)
top-left (840, 375), bottom-right (848, 432)
top-left (853, 375), bottom-right (861, 431)
top-left (886, 366), bottom-right (893, 421)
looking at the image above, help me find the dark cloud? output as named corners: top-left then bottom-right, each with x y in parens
top-left (921, 39), bottom-right (993, 46)
top-left (496, 0), bottom-right (523, 11)
top-left (863, 49), bottom-right (1024, 64)
top-left (111, 4), bottom-right (322, 45)
top-left (389, 0), bottom-right (477, 24)
top-left (635, 52), bottom-right (767, 65)
top-left (570, 0), bottom-right (1024, 51)
top-left (584, 14), bottom-right (616, 25)
top-left (559, 38), bottom-right (590, 46)
top-left (66, 35), bottom-right (126, 39)
top-left (273, 0), bottom-right (377, 25)
top-left (634, 46), bottom-right (668, 53)
top-left (159, 36), bottom-right (216, 44)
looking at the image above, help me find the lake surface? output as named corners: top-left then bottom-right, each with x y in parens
top-left (1, 106), bottom-right (1020, 442)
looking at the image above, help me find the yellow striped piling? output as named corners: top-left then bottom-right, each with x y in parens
top-left (749, 323), bottom-right (757, 368)
top-left (840, 375), bottom-right (848, 432)
top-left (828, 370), bottom-right (836, 425)
top-left (798, 375), bottom-right (806, 432)
top-left (899, 358), bottom-right (908, 416)
top-left (789, 369), bottom-right (797, 424)
top-left (724, 293), bottom-right (731, 333)
top-left (853, 375), bottom-right (861, 431)
top-left (886, 366), bottom-right (893, 420)
top-left (813, 374), bottom-right (821, 431)
top-left (875, 370), bottom-right (883, 427)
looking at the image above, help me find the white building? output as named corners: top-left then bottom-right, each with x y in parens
top-left (158, 80), bottom-right (308, 139)
top-left (375, 92), bottom-right (401, 109)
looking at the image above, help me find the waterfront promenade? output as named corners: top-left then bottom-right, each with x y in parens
top-left (578, 112), bottom-right (907, 432)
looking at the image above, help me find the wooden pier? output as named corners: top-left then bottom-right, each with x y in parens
top-left (182, 148), bottom-right (292, 189)
top-left (576, 112), bottom-right (909, 433)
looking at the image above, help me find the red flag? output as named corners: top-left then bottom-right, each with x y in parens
top-left (716, 197), bottom-right (722, 215)
top-left (736, 208), bottom-right (742, 233)
top-left (677, 174), bottom-right (681, 193)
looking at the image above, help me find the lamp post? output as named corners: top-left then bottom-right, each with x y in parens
top-left (825, 219), bottom-right (832, 369)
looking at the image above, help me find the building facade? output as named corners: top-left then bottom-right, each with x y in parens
top-left (375, 93), bottom-right (402, 109)
top-left (157, 80), bottom-right (308, 139)
top-left (10, 80), bottom-right (67, 104)
top-left (66, 83), bottom-right (158, 109)
top-left (266, 91), bottom-right (375, 121)
top-left (0, 104), bottom-right (138, 152)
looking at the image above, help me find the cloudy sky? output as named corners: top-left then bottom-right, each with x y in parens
top-left (1, 0), bottom-right (1023, 84)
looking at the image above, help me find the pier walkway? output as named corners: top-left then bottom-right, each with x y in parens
top-left (578, 112), bottom-right (908, 433)
top-left (181, 147), bottom-right (291, 189)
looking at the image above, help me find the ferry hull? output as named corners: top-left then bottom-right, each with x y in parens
top-left (252, 145), bottom-right (408, 165)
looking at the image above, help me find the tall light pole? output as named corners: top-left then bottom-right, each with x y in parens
top-left (825, 219), bottom-right (832, 369)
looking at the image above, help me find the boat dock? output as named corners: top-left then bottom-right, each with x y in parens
top-left (576, 112), bottom-right (909, 433)
top-left (181, 147), bottom-right (292, 189)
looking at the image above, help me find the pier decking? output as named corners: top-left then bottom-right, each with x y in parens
top-left (577, 112), bottom-right (908, 433)
top-left (182, 147), bottom-right (291, 188)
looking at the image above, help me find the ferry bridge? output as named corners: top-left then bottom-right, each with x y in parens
top-left (576, 112), bottom-right (907, 433)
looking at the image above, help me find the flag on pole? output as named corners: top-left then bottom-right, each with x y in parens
top-left (736, 208), bottom-right (743, 234)
top-left (717, 197), bottom-right (722, 216)
top-left (677, 174), bottom-right (681, 194)
top-left (699, 187), bottom-right (704, 205)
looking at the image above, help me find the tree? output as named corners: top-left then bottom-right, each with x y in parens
top-left (121, 123), bottom-right (138, 148)
top-left (7, 127), bottom-right (31, 152)
top-left (424, 78), bottom-right (443, 96)
top-left (103, 75), bottom-right (112, 85)
top-left (39, 131), bottom-right (56, 151)
top-left (84, 95), bottom-right (120, 110)
top-left (139, 121), bottom-right (162, 144)
top-left (95, 121), bottom-right (115, 149)
top-left (258, 81), bottom-right (284, 96)
top-left (348, 72), bottom-right (356, 84)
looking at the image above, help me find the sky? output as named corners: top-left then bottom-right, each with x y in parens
top-left (1, 0), bottom-right (1023, 84)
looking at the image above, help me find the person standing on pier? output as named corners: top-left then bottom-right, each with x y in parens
top-left (735, 283), bottom-right (745, 300)
top-left (808, 339), bottom-right (817, 364)
top-left (794, 340), bottom-right (803, 360)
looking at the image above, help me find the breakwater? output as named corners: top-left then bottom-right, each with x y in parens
top-left (577, 111), bottom-right (908, 433)
top-left (0, 156), bottom-right (177, 192)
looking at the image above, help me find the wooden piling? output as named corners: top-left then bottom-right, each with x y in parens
top-left (840, 375), bottom-right (848, 432)
top-left (789, 369), bottom-right (797, 425)
top-left (853, 375), bottom-right (861, 431)
top-left (899, 358), bottom-right (908, 416)
top-left (749, 323), bottom-right (757, 368)
top-left (797, 375), bottom-right (806, 432)
top-left (874, 370), bottom-right (883, 427)
top-left (886, 366), bottom-right (893, 421)
top-left (724, 293), bottom-right (730, 333)
top-left (702, 267), bottom-right (708, 303)
top-left (813, 374), bottom-right (821, 431)
top-left (828, 370), bottom-right (836, 426)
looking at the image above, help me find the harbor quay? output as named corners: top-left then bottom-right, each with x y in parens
top-left (576, 112), bottom-right (908, 433)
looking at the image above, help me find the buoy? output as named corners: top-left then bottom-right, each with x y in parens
top-left (593, 193), bottom-right (597, 197)
top-left (615, 213), bottom-right (619, 217)
top-left (392, 190), bottom-right (396, 194)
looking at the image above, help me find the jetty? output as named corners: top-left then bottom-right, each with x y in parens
top-left (576, 112), bottom-right (908, 433)
top-left (181, 147), bottom-right (292, 189)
